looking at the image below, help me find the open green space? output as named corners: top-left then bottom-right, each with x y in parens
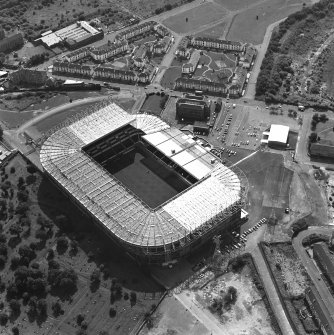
top-left (162, 3), bottom-right (228, 34)
top-left (161, 67), bottom-right (182, 89)
top-left (238, 151), bottom-right (293, 221)
top-left (227, 0), bottom-right (309, 44)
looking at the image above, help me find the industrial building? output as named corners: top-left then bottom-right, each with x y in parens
top-left (176, 98), bottom-right (209, 121)
top-left (40, 102), bottom-right (246, 265)
top-left (261, 124), bottom-right (290, 149)
top-left (35, 21), bottom-right (103, 50)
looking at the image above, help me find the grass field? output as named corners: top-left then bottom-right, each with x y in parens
top-left (238, 151), bottom-right (293, 221)
top-left (161, 67), bottom-right (182, 89)
top-left (140, 94), bottom-right (165, 116)
top-left (162, 2), bottom-right (228, 34)
top-left (194, 21), bottom-right (227, 38)
top-left (106, 146), bottom-right (190, 208)
top-left (214, 0), bottom-right (262, 11)
top-left (226, 0), bottom-right (311, 44)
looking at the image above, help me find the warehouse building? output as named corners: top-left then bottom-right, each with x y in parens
top-left (261, 124), bottom-right (289, 149)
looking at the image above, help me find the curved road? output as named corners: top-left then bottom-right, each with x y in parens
top-left (244, 18), bottom-right (287, 100)
top-left (293, 227), bottom-right (334, 324)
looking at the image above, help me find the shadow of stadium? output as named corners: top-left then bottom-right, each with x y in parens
top-left (37, 177), bottom-right (164, 293)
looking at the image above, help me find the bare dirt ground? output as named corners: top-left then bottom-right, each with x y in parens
top-left (187, 266), bottom-right (276, 335)
top-left (140, 295), bottom-right (211, 335)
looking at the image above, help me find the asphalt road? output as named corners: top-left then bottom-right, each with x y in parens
top-left (293, 227), bottom-right (334, 326)
top-left (244, 18), bottom-right (287, 100)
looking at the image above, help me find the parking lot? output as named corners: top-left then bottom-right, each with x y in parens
top-left (219, 218), bottom-right (267, 254)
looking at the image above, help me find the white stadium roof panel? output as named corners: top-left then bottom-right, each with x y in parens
top-left (172, 150), bottom-right (196, 166)
top-left (156, 139), bottom-right (183, 157)
top-left (268, 124), bottom-right (289, 144)
top-left (183, 159), bottom-right (212, 180)
top-left (142, 132), bottom-right (170, 146)
top-left (40, 103), bottom-right (242, 248)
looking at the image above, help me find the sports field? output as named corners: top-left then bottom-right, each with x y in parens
top-left (107, 146), bottom-right (191, 208)
top-left (238, 151), bottom-right (293, 221)
top-left (226, 0), bottom-right (311, 44)
top-left (162, 2), bottom-right (228, 34)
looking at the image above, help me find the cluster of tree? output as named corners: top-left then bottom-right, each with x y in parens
top-left (311, 113), bottom-right (328, 130)
top-left (6, 265), bottom-right (45, 301)
top-left (26, 53), bottom-right (49, 67)
top-left (159, 94), bottom-right (169, 109)
top-left (209, 286), bottom-right (238, 314)
top-left (302, 233), bottom-right (330, 246)
top-left (110, 278), bottom-right (122, 304)
top-left (256, 0), bottom-right (334, 101)
top-left (48, 263), bottom-right (78, 297)
top-left (291, 219), bottom-right (309, 236)
top-left (154, 0), bottom-right (194, 15)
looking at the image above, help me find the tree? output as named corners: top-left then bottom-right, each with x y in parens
top-left (56, 236), bottom-right (69, 253)
top-left (130, 291), bottom-right (137, 305)
top-left (0, 313), bottom-right (8, 325)
top-left (9, 224), bottom-right (23, 237)
top-left (90, 269), bottom-right (101, 291)
top-left (12, 326), bottom-right (19, 335)
top-left (0, 126), bottom-right (3, 140)
top-left (37, 299), bottom-right (47, 317)
top-left (9, 299), bottom-right (20, 315)
top-left (76, 313), bottom-right (85, 326)
top-left (309, 132), bottom-right (318, 143)
top-left (52, 301), bottom-right (62, 317)
top-left (18, 245), bottom-right (36, 263)
top-left (109, 307), bottom-right (116, 317)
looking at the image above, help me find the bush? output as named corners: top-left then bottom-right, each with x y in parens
top-left (109, 307), bottom-right (116, 317)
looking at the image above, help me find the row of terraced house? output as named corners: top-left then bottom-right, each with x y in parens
top-left (175, 66), bottom-right (248, 97)
top-left (53, 61), bottom-right (154, 83)
top-left (190, 36), bottom-right (245, 52)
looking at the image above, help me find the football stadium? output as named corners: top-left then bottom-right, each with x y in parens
top-left (40, 102), bottom-right (247, 265)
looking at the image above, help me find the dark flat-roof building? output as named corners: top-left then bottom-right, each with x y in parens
top-left (176, 98), bottom-right (209, 121)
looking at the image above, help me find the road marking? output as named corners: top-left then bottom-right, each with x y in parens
top-left (231, 150), bottom-right (258, 167)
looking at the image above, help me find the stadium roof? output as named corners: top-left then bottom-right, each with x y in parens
top-left (40, 103), bottom-right (241, 248)
top-left (268, 124), bottom-right (289, 144)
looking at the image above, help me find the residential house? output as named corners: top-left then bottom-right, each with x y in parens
top-left (182, 49), bottom-right (200, 74)
top-left (94, 66), bottom-right (136, 82)
top-left (133, 44), bottom-right (147, 68)
top-left (229, 67), bottom-right (247, 97)
top-left (174, 77), bottom-right (228, 95)
top-left (153, 36), bottom-right (172, 55)
top-left (53, 61), bottom-right (91, 77)
top-left (90, 40), bottom-right (128, 62)
top-left (65, 47), bottom-right (91, 62)
top-left (116, 21), bottom-right (154, 41)
top-left (154, 24), bottom-right (170, 37)
top-left (239, 45), bottom-right (257, 69)
top-left (190, 36), bottom-right (244, 52)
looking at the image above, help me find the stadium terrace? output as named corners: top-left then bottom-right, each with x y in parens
top-left (40, 103), bottom-right (246, 265)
